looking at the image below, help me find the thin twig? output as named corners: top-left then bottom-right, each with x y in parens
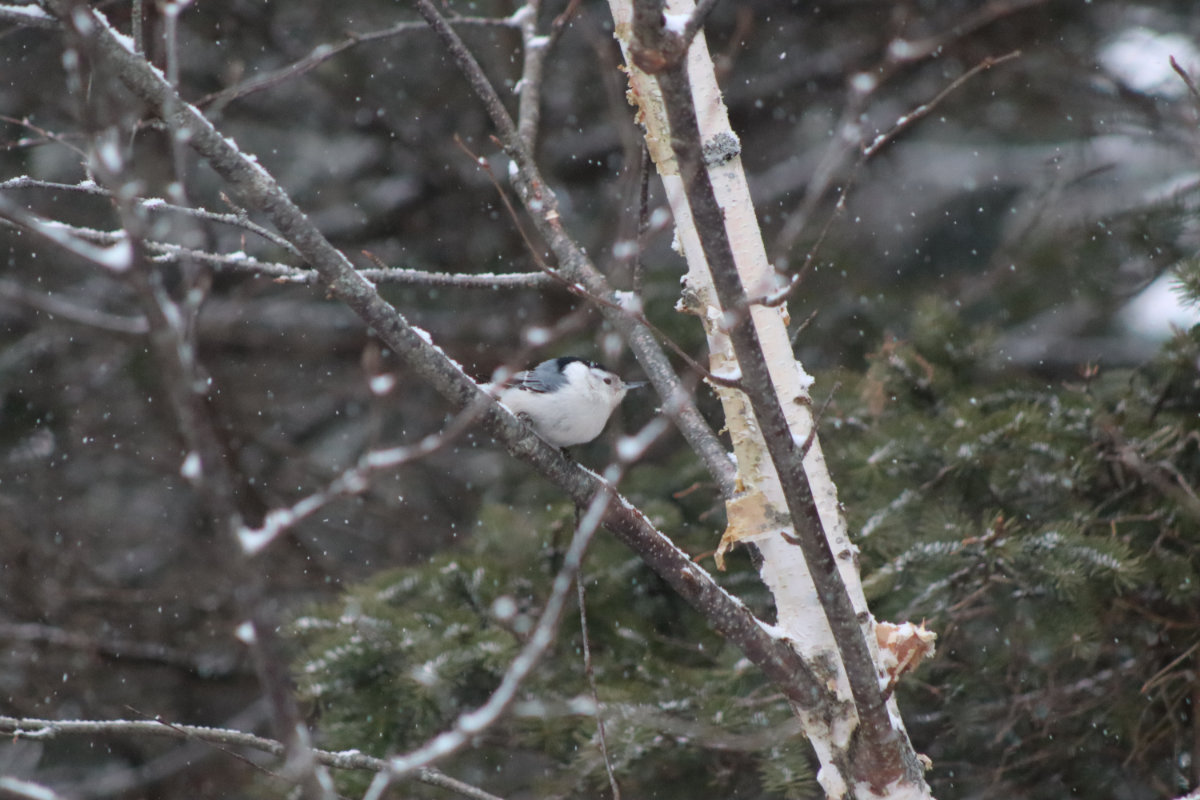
top-left (456, 134), bottom-right (743, 390)
top-left (0, 176), bottom-right (303, 257)
top-left (0, 114), bottom-right (87, 158)
top-left (0, 194), bottom-right (133, 271)
top-left (578, 577), bottom-right (622, 799)
top-left (1170, 55), bottom-right (1200, 104)
top-left (680, 0), bottom-right (719, 47)
top-left (0, 208), bottom-right (549, 287)
top-left (787, 50), bottom-right (1022, 298)
top-left (414, 0), bottom-right (739, 500)
top-left (198, 15), bottom-right (517, 110)
top-left (0, 716), bottom-right (505, 800)
top-left (886, 0), bottom-right (1046, 64)
top-left (238, 394), bottom-right (492, 555)
top-left (769, 0), bottom-right (1042, 269)
top-left (364, 474), bottom-right (618, 793)
top-left (863, 50), bottom-right (1021, 158)
top-left (0, 278), bottom-right (149, 334)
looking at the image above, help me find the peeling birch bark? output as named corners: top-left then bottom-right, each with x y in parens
top-left (607, 1), bottom-right (933, 796)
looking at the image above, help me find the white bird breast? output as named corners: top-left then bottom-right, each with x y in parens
top-left (496, 366), bottom-right (626, 448)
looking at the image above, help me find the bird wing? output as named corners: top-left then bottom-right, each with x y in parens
top-left (511, 368), bottom-right (552, 393)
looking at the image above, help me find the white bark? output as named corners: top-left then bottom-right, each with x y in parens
top-left (607, 2), bottom-right (929, 796)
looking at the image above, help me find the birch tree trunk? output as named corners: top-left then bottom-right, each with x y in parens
top-left (608, 1), bottom-right (935, 795)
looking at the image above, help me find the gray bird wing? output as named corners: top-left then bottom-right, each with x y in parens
top-left (511, 368), bottom-right (551, 393)
top-left (510, 358), bottom-right (571, 393)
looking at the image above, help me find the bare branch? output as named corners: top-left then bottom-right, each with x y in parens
top-left (368, 473), bottom-right (617, 791)
top-left (782, 49), bottom-right (1023, 295)
top-left (238, 395), bottom-right (489, 555)
top-left (198, 15), bottom-right (517, 110)
top-left (679, 0), bottom-right (719, 48)
top-left (0, 207), bottom-right (550, 288)
top-left (0, 278), bottom-right (149, 334)
top-left (0, 176), bottom-right (302, 256)
top-left (578, 578), bottom-right (622, 800)
top-left (0, 716), bottom-right (506, 800)
top-left (863, 50), bottom-right (1022, 158)
top-left (769, 0), bottom-right (1043, 270)
top-left (885, 0), bottom-right (1047, 64)
top-left (414, 0), bottom-right (739, 499)
top-left (37, 3), bottom-right (822, 769)
top-left (1170, 55), bottom-right (1200, 106)
top-left (0, 3), bottom-right (57, 29)
top-left (0, 193), bottom-right (133, 271)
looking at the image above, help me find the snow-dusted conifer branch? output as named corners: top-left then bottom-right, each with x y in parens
top-left (366, 429), bottom-right (652, 791)
top-left (612, 0), bottom-right (933, 796)
top-left (366, 418), bottom-right (672, 790)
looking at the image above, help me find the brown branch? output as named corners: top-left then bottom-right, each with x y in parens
top-left (1171, 56), bottom-right (1200, 99)
top-left (413, 0), bottom-right (739, 500)
top-left (455, 133), bottom-right (741, 389)
top-left (578, 578), bottom-right (622, 800)
top-left (0, 716), bottom-right (505, 800)
top-left (198, 15), bottom-right (516, 111)
top-left (863, 50), bottom-right (1022, 158)
top-left (1170, 55), bottom-right (1200, 116)
top-left (769, 0), bottom-right (1042, 271)
top-left (0, 277), bottom-right (150, 335)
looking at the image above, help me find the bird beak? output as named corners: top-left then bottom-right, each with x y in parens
top-left (625, 381), bottom-right (648, 390)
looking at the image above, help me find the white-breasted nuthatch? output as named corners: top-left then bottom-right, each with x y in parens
top-left (484, 356), bottom-right (646, 448)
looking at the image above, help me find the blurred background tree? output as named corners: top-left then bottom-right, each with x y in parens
top-left (2, 0), bottom-right (1199, 797)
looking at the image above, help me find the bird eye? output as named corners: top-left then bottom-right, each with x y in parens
top-left (603, 377), bottom-right (613, 385)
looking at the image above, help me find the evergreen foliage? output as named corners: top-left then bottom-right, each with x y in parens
top-left (291, 494), bottom-right (816, 799)
top-left (825, 293), bottom-right (1200, 799)
top-left (292, 288), bottom-right (1200, 799)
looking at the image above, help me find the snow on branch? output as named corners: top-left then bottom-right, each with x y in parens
top-left (36, 1), bottom-right (825, 766)
top-left (0, 716), bottom-right (504, 800)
